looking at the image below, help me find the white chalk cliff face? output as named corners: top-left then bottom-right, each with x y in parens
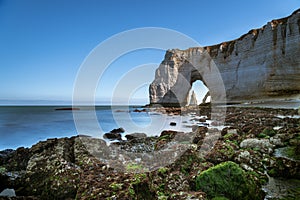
top-left (149, 9), bottom-right (300, 106)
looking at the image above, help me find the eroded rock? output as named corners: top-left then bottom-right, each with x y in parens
top-left (150, 9), bottom-right (300, 106)
top-left (240, 138), bottom-right (275, 154)
top-left (268, 157), bottom-right (300, 178)
top-left (125, 133), bottom-right (147, 140)
top-left (194, 161), bottom-right (265, 200)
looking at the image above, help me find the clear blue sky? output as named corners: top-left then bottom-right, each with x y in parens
top-left (0, 0), bottom-right (299, 105)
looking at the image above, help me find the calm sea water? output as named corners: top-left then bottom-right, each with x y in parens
top-left (0, 106), bottom-right (193, 150)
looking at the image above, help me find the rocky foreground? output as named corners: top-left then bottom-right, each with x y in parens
top-left (0, 106), bottom-right (300, 200)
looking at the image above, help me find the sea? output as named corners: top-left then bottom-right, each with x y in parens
top-left (0, 106), bottom-right (195, 150)
top-left (1, 100), bottom-right (299, 151)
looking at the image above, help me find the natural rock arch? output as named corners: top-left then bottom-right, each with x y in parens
top-left (149, 48), bottom-right (225, 106)
top-left (149, 10), bottom-right (300, 106)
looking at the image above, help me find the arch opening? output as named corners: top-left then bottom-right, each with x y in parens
top-left (187, 80), bottom-right (210, 106)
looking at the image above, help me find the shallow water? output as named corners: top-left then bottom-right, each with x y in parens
top-left (227, 100), bottom-right (300, 109)
top-left (263, 146), bottom-right (300, 199)
top-left (263, 176), bottom-right (300, 200)
top-left (274, 146), bottom-right (300, 161)
top-left (0, 106), bottom-right (204, 150)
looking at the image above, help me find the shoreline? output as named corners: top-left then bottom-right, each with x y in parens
top-left (2, 101), bottom-right (298, 152)
top-left (0, 105), bottom-right (299, 199)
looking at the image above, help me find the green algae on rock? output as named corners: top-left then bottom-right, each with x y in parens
top-left (195, 161), bottom-right (265, 200)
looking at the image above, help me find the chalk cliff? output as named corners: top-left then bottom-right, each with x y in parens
top-left (188, 90), bottom-right (198, 106)
top-left (149, 9), bottom-right (300, 106)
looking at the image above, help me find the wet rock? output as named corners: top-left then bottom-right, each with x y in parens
top-left (222, 131), bottom-right (240, 142)
top-left (152, 157), bottom-right (210, 199)
top-left (114, 137), bottom-right (156, 153)
top-left (274, 146), bottom-right (300, 161)
top-left (192, 126), bottom-right (208, 144)
top-left (170, 149), bottom-right (211, 177)
top-left (234, 150), bottom-right (265, 172)
top-left (268, 157), bottom-right (300, 178)
top-left (199, 118), bottom-right (206, 122)
top-left (170, 122), bottom-right (176, 126)
top-left (103, 127), bottom-right (125, 140)
top-left (222, 126), bottom-right (243, 137)
top-left (195, 161), bottom-right (265, 200)
top-left (194, 126), bottom-right (209, 133)
top-left (0, 147), bottom-right (31, 172)
top-left (205, 141), bottom-right (239, 164)
top-left (103, 132), bottom-right (122, 140)
top-left (76, 165), bottom-right (143, 199)
top-left (159, 130), bottom-right (178, 139)
top-left (155, 130), bottom-right (178, 150)
top-left (133, 108), bottom-right (147, 112)
top-left (125, 133), bottom-right (147, 140)
top-left (240, 138), bottom-right (275, 154)
top-left (210, 121), bottom-right (219, 126)
top-left (8, 136), bottom-right (87, 199)
top-left (271, 133), bottom-right (292, 144)
top-left (235, 150), bottom-right (251, 163)
top-left (269, 136), bottom-right (284, 147)
top-left (0, 189), bottom-right (16, 197)
top-left (132, 178), bottom-right (155, 200)
top-left (77, 136), bottom-right (110, 161)
top-left (0, 149), bottom-right (14, 160)
top-left (2, 105), bottom-right (300, 199)
top-left (262, 176), bottom-right (300, 200)
top-left (110, 127), bottom-right (125, 134)
top-left (164, 171), bottom-right (190, 191)
top-left (169, 191), bottom-right (206, 200)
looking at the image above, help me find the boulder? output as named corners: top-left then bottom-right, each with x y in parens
top-left (103, 127), bottom-right (125, 140)
top-left (205, 141), bottom-right (238, 164)
top-left (133, 108), bottom-right (147, 112)
top-left (192, 126), bottom-right (208, 144)
top-left (0, 147), bottom-right (31, 171)
top-left (199, 118), bottom-right (206, 122)
top-left (0, 188), bottom-right (16, 197)
top-left (159, 130), bottom-right (178, 139)
top-left (240, 138), bottom-right (274, 154)
top-left (195, 161), bottom-right (264, 200)
top-left (234, 150), bottom-right (264, 171)
top-left (110, 127), bottom-right (125, 134)
top-left (269, 136), bottom-right (284, 147)
top-left (155, 130), bottom-right (179, 150)
top-left (103, 132), bottom-right (122, 140)
top-left (112, 137), bottom-right (156, 153)
top-left (21, 137), bottom-right (82, 199)
top-left (170, 122), bottom-right (176, 126)
top-left (125, 133), bottom-right (147, 140)
top-left (268, 157), bottom-right (300, 178)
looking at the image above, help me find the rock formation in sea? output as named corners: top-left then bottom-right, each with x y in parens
top-left (149, 9), bottom-right (300, 106)
top-left (188, 90), bottom-right (198, 106)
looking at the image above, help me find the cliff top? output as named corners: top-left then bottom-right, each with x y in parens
top-left (167, 8), bottom-right (300, 56)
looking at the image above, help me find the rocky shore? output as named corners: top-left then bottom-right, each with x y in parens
top-left (0, 105), bottom-right (299, 199)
